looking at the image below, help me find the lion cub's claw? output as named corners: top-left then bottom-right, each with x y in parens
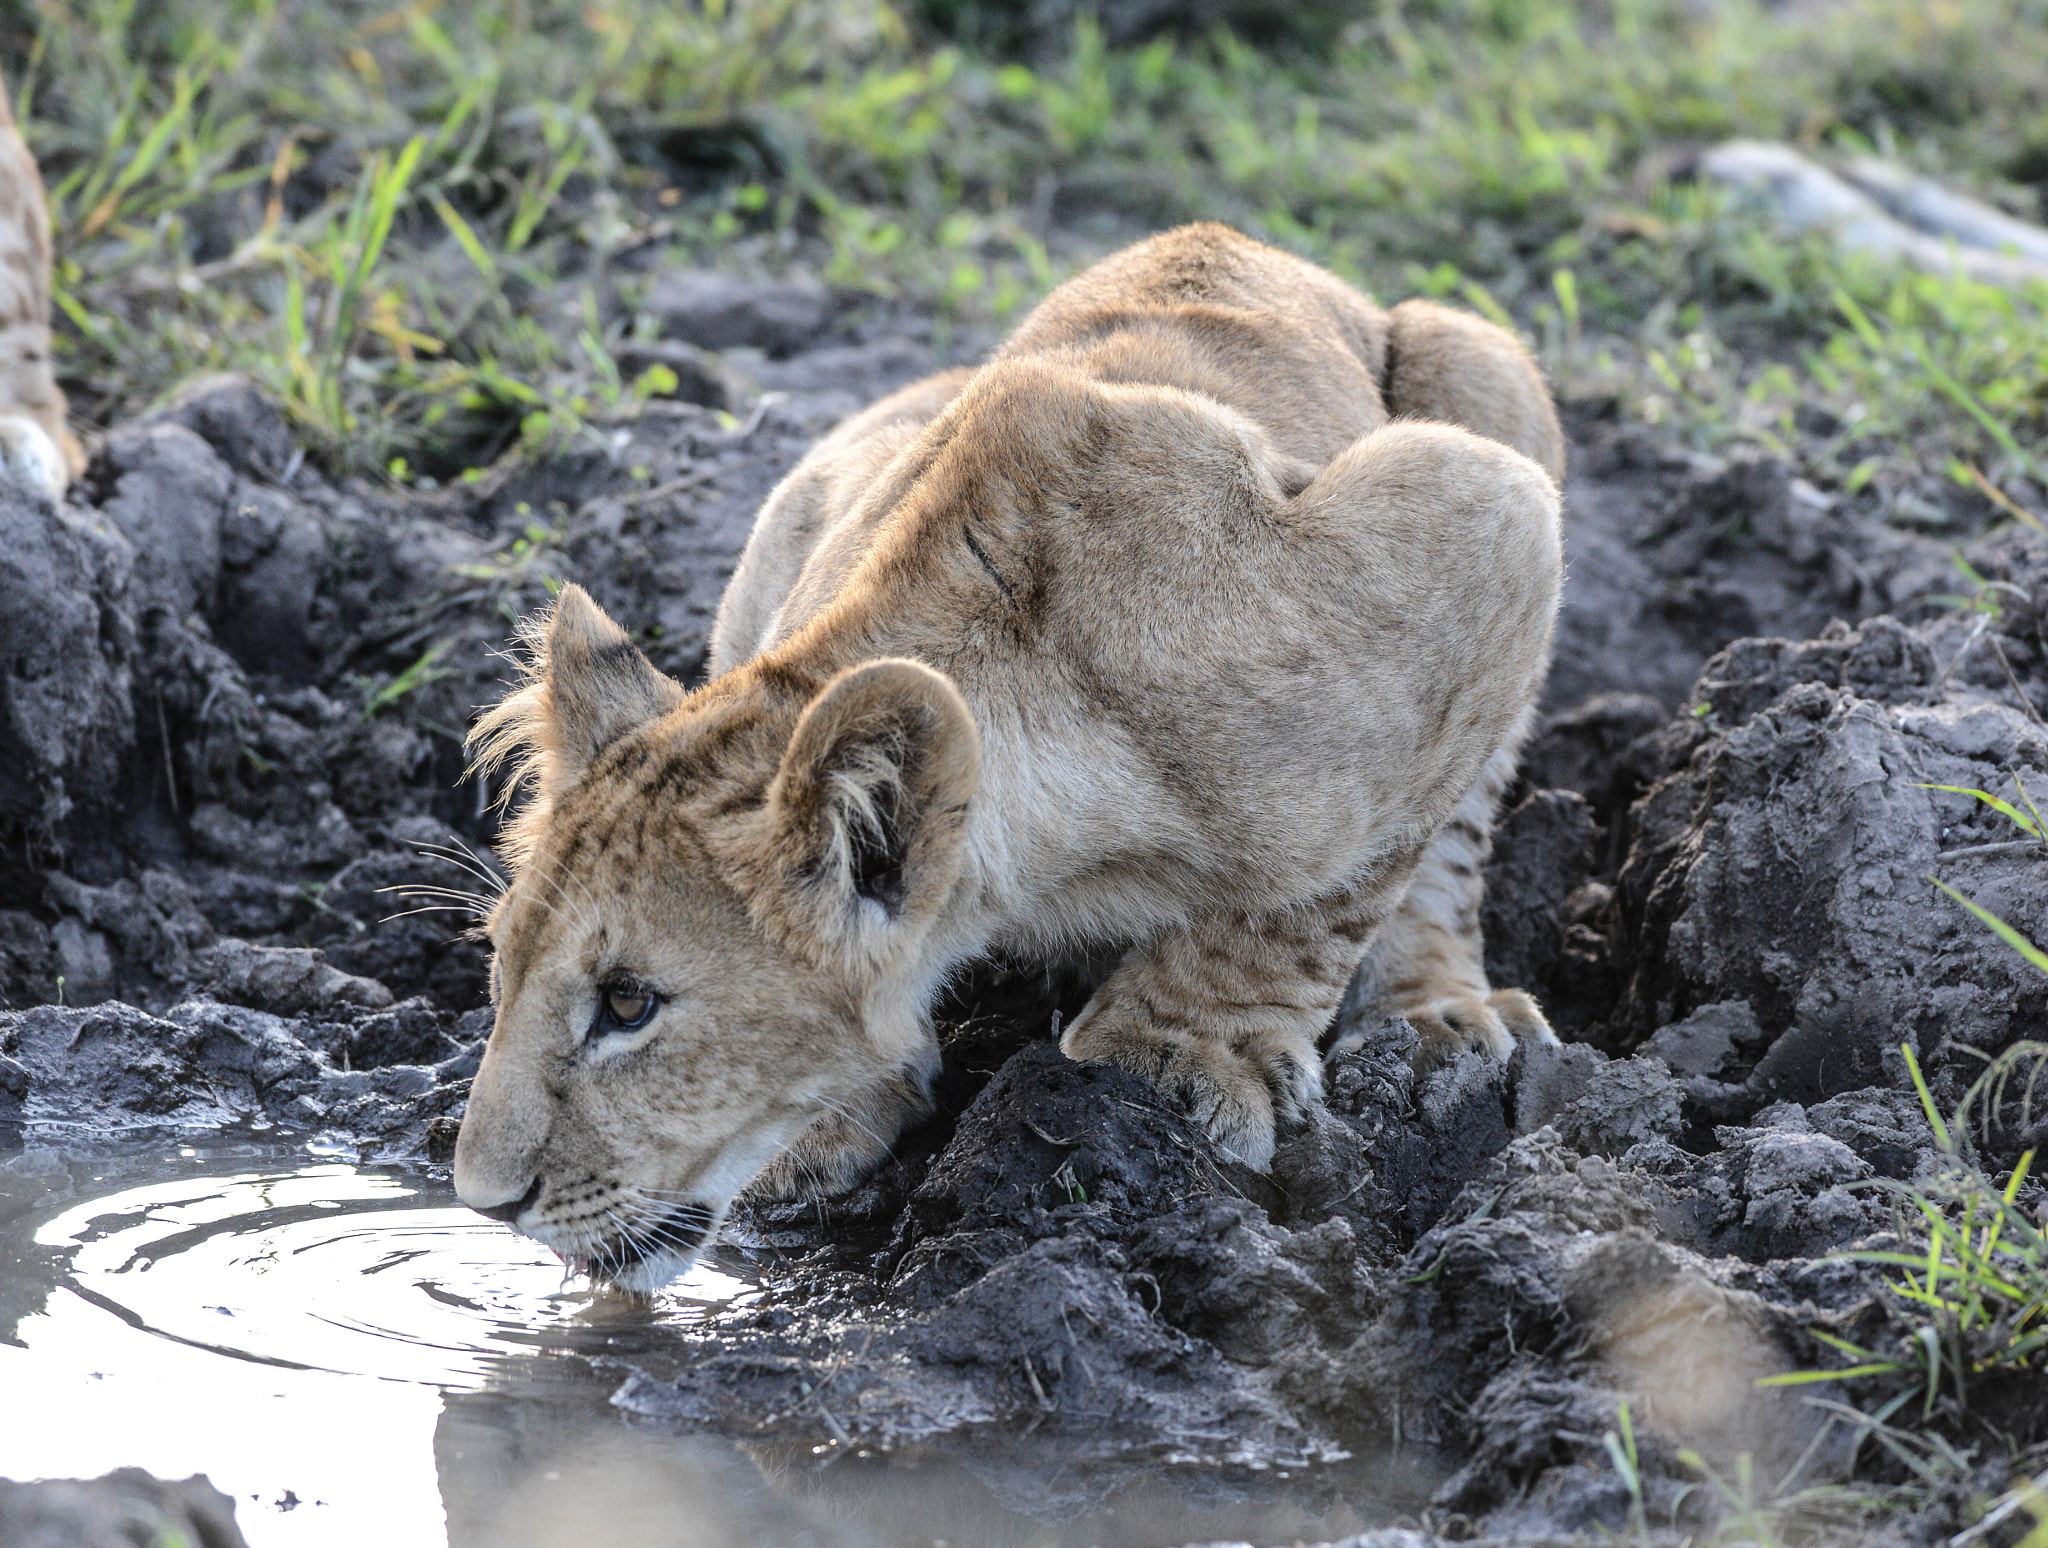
top-left (1404, 987), bottom-right (1556, 1070)
top-left (1060, 1004), bottom-right (1320, 1172)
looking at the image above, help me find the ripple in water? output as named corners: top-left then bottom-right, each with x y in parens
top-left (2, 1147), bottom-right (1435, 1548)
top-left (0, 1148), bottom-right (756, 1548)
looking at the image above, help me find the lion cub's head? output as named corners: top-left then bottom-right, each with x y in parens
top-left (452, 586), bottom-right (978, 1291)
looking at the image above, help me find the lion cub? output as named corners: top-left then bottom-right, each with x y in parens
top-left (457, 224), bottom-right (1563, 1289)
top-left (0, 75), bottom-right (81, 498)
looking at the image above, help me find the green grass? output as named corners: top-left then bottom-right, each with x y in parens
top-left (9, 0), bottom-right (2048, 507)
top-left (1738, 784), bottom-right (2048, 1541)
top-left (1854, 1045), bottom-right (2043, 1425)
top-left (356, 638), bottom-right (455, 719)
top-left (1923, 777), bottom-right (2048, 974)
top-left (1786, 778), bottom-right (2048, 1504)
top-left (1755, 1041), bottom-right (2047, 1542)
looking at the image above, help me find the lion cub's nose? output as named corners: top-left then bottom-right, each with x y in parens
top-left (464, 1174), bottom-right (542, 1224)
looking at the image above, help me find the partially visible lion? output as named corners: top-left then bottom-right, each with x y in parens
top-left (0, 73), bottom-right (81, 498)
top-left (455, 223), bottom-right (1564, 1290)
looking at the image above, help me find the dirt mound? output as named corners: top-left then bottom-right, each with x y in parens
top-left (0, 304), bottom-right (958, 1012)
top-left (1608, 623), bottom-right (2047, 1108)
top-left (612, 1027), bottom-right (1477, 1482)
top-left (1547, 417), bottom-right (1953, 716)
top-left (0, 995), bottom-right (481, 1153)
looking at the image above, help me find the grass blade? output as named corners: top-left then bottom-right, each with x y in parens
top-left (1918, 785), bottom-right (2044, 840)
top-left (1930, 879), bottom-right (2048, 976)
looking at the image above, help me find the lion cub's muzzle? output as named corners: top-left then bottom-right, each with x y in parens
top-left (468, 1175), bottom-right (542, 1224)
top-left (458, 1167), bottom-right (721, 1289)
top-left (580, 1198), bottom-right (719, 1283)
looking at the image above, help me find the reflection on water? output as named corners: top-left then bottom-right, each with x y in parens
top-left (0, 1144), bottom-right (1432, 1548)
top-left (0, 1144), bottom-right (752, 1548)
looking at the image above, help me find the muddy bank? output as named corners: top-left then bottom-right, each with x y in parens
top-left (2, 289), bottom-right (2047, 1542)
top-left (0, 278), bottom-right (974, 1016)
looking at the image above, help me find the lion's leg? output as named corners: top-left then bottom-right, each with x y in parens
top-left (1381, 298), bottom-right (1566, 482)
top-left (1356, 303), bottom-right (1561, 1065)
top-left (1343, 718), bottom-right (1559, 1069)
top-left (1064, 421), bottom-right (1562, 1168)
top-left (1060, 856), bottom-right (1423, 1170)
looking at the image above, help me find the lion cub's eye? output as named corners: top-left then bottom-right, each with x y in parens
top-left (592, 979), bottom-right (661, 1037)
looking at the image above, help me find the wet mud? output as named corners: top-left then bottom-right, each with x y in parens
top-left (0, 1469), bottom-right (247, 1548)
top-left (2, 278), bottom-right (2046, 1545)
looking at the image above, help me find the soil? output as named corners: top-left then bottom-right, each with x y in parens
top-left (2, 275), bottom-right (2046, 1546)
top-left (0, 1469), bottom-right (248, 1548)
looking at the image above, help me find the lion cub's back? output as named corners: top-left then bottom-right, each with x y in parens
top-left (0, 88), bottom-right (49, 345)
top-left (1000, 222), bottom-right (1386, 368)
top-left (996, 222), bottom-right (1396, 471)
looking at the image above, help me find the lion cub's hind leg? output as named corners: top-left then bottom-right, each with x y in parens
top-left (1060, 865), bottom-right (1419, 1170)
top-left (1338, 731), bottom-right (1559, 1070)
top-left (1381, 298), bottom-right (1566, 482)
top-left (1344, 304), bottom-right (1564, 1069)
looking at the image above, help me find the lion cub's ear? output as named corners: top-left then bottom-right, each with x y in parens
top-left (471, 584), bottom-right (683, 818)
top-left (764, 659), bottom-right (979, 956)
top-left (538, 585), bottom-right (685, 776)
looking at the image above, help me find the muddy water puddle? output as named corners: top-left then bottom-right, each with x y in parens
top-left (0, 1144), bottom-right (1431, 1547)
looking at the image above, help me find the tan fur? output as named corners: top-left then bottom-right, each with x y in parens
top-left (0, 73), bottom-right (81, 498)
top-left (456, 224), bottom-right (1564, 1289)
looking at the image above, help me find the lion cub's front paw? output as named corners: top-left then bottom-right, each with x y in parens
top-left (1402, 987), bottom-right (1557, 1069)
top-left (1060, 1001), bottom-right (1321, 1172)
